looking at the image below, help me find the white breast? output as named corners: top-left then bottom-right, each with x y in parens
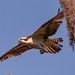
top-left (33, 38), bottom-right (44, 48)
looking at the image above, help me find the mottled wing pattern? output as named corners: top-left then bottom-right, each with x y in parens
top-left (0, 43), bottom-right (31, 61)
top-left (32, 11), bottom-right (64, 38)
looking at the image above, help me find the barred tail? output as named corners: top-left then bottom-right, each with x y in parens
top-left (44, 38), bottom-right (63, 54)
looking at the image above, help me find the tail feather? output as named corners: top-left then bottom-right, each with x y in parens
top-left (49, 46), bottom-right (56, 53)
top-left (44, 38), bottom-right (63, 53)
top-left (49, 38), bottom-right (63, 43)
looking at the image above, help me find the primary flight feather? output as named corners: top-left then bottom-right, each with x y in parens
top-left (0, 11), bottom-right (64, 61)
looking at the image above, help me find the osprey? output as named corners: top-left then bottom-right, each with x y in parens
top-left (0, 11), bottom-right (64, 61)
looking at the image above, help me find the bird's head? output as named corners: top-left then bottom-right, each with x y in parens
top-left (18, 37), bottom-right (28, 43)
top-left (18, 36), bottom-right (32, 44)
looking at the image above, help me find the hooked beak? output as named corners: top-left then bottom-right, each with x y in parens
top-left (18, 38), bottom-right (22, 43)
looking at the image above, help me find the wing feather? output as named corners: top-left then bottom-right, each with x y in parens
top-left (0, 43), bottom-right (32, 61)
top-left (32, 11), bottom-right (64, 38)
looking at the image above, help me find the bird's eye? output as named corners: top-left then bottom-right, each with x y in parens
top-left (20, 38), bottom-right (23, 40)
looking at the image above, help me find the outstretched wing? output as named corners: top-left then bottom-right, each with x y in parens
top-left (32, 11), bottom-right (64, 39)
top-left (0, 43), bottom-right (32, 61)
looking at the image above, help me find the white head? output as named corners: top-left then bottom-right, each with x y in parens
top-left (18, 37), bottom-right (28, 43)
top-left (18, 36), bottom-right (32, 44)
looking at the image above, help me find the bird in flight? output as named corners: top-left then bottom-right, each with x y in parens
top-left (0, 11), bottom-right (64, 61)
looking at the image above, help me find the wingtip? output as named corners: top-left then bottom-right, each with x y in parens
top-left (0, 57), bottom-right (4, 62)
top-left (54, 11), bottom-right (64, 20)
